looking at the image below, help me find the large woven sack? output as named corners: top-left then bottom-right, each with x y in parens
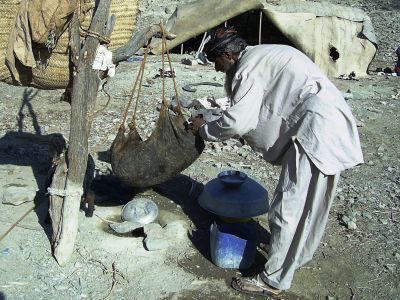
top-left (0, 0), bottom-right (139, 89)
top-left (29, 0), bottom-right (79, 45)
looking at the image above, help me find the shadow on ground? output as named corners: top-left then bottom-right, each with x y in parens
top-left (0, 88), bottom-right (67, 242)
top-left (0, 131), bottom-right (67, 243)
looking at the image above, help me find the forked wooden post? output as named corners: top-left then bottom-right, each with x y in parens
top-left (50, 0), bottom-right (112, 266)
top-left (49, 2), bottom-right (176, 264)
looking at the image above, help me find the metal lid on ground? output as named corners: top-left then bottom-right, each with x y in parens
top-left (109, 197), bottom-right (159, 234)
top-left (198, 171), bottom-right (269, 218)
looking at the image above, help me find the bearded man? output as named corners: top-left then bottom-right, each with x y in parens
top-left (189, 26), bottom-right (363, 297)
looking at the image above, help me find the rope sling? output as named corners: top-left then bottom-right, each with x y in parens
top-left (110, 24), bottom-right (204, 188)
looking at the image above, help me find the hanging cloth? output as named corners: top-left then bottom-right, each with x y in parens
top-left (110, 25), bottom-right (204, 188)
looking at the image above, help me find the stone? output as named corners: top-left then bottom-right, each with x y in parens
top-left (342, 215), bottom-right (350, 223)
top-left (1, 184), bottom-right (37, 206)
top-left (164, 220), bottom-right (189, 240)
top-left (347, 220), bottom-right (357, 230)
top-left (384, 264), bottom-right (396, 272)
top-left (342, 91), bottom-right (354, 100)
top-left (181, 58), bottom-right (198, 66)
top-left (379, 218), bottom-right (389, 225)
top-left (355, 118), bottom-right (365, 127)
top-left (143, 223), bottom-right (170, 251)
top-left (144, 236), bottom-right (170, 251)
top-left (358, 198), bottom-right (368, 204)
top-left (53, 284), bottom-right (69, 291)
top-left (362, 212), bottom-right (373, 220)
top-left (385, 166), bottom-right (394, 172)
top-left (143, 223), bottom-right (163, 235)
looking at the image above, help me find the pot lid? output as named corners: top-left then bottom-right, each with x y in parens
top-left (198, 171), bottom-right (269, 218)
top-left (109, 197), bottom-right (159, 234)
top-left (121, 197), bottom-right (159, 224)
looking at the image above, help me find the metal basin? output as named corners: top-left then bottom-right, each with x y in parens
top-left (121, 197), bottom-right (159, 224)
top-left (109, 197), bottom-right (159, 234)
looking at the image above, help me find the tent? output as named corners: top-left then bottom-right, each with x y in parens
top-left (150, 0), bottom-right (377, 77)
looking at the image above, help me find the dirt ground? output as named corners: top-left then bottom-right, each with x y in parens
top-left (0, 0), bottom-right (399, 300)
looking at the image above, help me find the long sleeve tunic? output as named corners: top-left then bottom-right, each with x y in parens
top-left (199, 45), bottom-right (363, 175)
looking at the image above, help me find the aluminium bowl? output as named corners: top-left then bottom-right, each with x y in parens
top-left (121, 197), bottom-right (159, 225)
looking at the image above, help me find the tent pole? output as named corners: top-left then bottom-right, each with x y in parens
top-left (259, 11), bottom-right (262, 45)
top-left (181, 43), bottom-right (184, 55)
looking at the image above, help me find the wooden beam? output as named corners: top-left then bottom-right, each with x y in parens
top-left (50, 0), bottom-right (112, 266)
top-left (112, 24), bottom-right (176, 64)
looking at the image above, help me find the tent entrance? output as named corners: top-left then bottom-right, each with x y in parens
top-left (170, 9), bottom-right (295, 55)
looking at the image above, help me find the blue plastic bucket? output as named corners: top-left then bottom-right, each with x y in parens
top-left (210, 221), bottom-right (257, 269)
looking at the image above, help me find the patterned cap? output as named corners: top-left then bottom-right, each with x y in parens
top-left (204, 26), bottom-right (240, 62)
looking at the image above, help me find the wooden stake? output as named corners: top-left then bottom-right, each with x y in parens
top-left (259, 11), bottom-right (262, 45)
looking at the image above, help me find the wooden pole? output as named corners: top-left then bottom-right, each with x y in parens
top-left (50, 0), bottom-right (112, 266)
top-left (259, 10), bottom-right (262, 45)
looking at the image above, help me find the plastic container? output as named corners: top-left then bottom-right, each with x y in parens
top-left (219, 216), bottom-right (252, 223)
top-left (210, 221), bottom-right (257, 269)
top-left (198, 174), bottom-right (269, 218)
top-left (218, 170), bottom-right (247, 188)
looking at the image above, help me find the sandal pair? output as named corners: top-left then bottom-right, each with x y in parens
top-left (231, 274), bottom-right (282, 297)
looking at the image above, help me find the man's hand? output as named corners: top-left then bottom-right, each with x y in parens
top-left (189, 115), bottom-right (206, 135)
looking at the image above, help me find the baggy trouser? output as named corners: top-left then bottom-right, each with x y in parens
top-left (260, 141), bottom-right (340, 290)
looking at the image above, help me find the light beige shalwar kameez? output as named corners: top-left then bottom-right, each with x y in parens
top-left (199, 45), bottom-right (363, 290)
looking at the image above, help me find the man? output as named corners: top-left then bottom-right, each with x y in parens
top-left (395, 46), bottom-right (400, 76)
top-left (189, 27), bottom-right (363, 297)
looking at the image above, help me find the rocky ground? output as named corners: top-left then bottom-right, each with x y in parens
top-left (0, 0), bottom-right (399, 300)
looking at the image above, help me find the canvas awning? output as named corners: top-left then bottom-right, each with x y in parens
top-left (150, 0), bottom-right (377, 77)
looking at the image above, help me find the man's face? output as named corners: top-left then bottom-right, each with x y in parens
top-left (214, 53), bottom-right (235, 73)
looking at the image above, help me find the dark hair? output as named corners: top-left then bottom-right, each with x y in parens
top-left (204, 26), bottom-right (247, 62)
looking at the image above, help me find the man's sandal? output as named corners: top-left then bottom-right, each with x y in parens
top-left (231, 275), bottom-right (282, 297)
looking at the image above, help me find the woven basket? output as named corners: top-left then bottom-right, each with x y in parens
top-left (0, 0), bottom-right (20, 85)
top-left (0, 0), bottom-right (139, 89)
